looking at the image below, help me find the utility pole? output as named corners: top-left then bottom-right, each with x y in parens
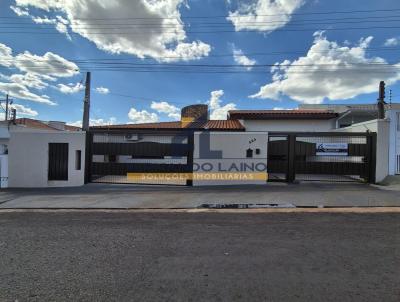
top-left (82, 72), bottom-right (91, 184)
top-left (377, 81), bottom-right (386, 119)
top-left (1, 94), bottom-right (12, 121)
top-left (82, 72), bottom-right (91, 131)
top-left (5, 94), bottom-right (9, 121)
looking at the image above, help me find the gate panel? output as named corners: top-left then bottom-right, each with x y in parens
top-left (294, 134), bottom-right (373, 182)
top-left (267, 132), bottom-right (376, 183)
top-left (89, 132), bottom-right (193, 185)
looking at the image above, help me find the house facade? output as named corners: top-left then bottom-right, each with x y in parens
top-left (0, 119), bottom-right (86, 188)
top-left (1, 100), bottom-right (398, 188)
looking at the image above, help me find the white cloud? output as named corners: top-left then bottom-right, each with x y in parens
top-left (150, 101), bottom-right (180, 120)
top-left (95, 87), bottom-right (110, 94)
top-left (0, 82), bottom-right (54, 105)
top-left (10, 6), bottom-right (70, 37)
top-left (272, 107), bottom-right (295, 110)
top-left (251, 32), bottom-right (400, 104)
top-left (14, 51), bottom-right (79, 78)
top-left (128, 108), bottom-right (158, 123)
top-left (233, 48), bottom-right (256, 70)
top-left (1, 73), bottom-right (49, 90)
top-left (227, 0), bottom-right (304, 32)
top-left (9, 5), bottom-right (30, 16)
top-left (0, 42), bottom-right (79, 104)
top-left (15, 0), bottom-right (211, 62)
top-left (208, 90), bottom-right (237, 120)
top-left (384, 37), bottom-right (400, 47)
top-left (0, 43), bottom-right (13, 67)
top-left (32, 16), bottom-right (56, 24)
top-left (69, 117), bottom-right (117, 127)
top-left (10, 103), bottom-right (38, 117)
top-left (57, 82), bottom-right (84, 94)
top-left (15, 0), bottom-right (62, 11)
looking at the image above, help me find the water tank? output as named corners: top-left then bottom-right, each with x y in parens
top-left (181, 104), bottom-right (208, 122)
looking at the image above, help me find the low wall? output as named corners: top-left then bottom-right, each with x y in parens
top-left (193, 132), bottom-right (268, 186)
top-left (335, 119), bottom-right (390, 183)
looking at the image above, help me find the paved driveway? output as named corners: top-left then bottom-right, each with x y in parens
top-left (0, 182), bottom-right (399, 209)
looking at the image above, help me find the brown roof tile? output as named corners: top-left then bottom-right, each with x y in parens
top-left (15, 118), bottom-right (81, 131)
top-left (91, 120), bottom-right (245, 131)
top-left (228, 109), bottom-right (337, 120)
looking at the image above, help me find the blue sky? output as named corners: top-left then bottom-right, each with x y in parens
top-left (0, 0), bottom-right (400, 125)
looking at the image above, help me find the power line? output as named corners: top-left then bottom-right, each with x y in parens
top-left (0, 46), bottom-right (399, 62)
top-left (105, 92), bottom-right (187, 106)
top-left (2, 7), bottom-right (400, 20)
top-left (2, 14), bottom-right (400, 27)
top-left (2, 18), bottom-right (400, 32)
top-left (2, 25), bottom-right (400, 35)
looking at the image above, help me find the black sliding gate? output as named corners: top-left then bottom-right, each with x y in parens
top-left (268, 132), bottom-right (376, 183)
top-left (87, 131), bottom-right (194, 185)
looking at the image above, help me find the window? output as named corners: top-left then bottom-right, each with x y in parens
top-left (255, 148), bottom-right (261, 155)
top-left (246, 148), bottom-right (253, 158)
top-left (75, 150), bottom-right (82, 170)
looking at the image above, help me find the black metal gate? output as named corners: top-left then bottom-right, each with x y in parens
top-left (87, 130), bottom-right (194, 185)
top-left (268, 132), bottom-right (376, 183)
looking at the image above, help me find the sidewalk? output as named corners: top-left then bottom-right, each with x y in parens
top-left (0, 182), bottom-right (399, 209)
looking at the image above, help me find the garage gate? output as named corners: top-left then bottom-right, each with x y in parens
top-left (86, 131), bottom-right (194, 185)
top-left (268, 132), bottom-right (376, 183)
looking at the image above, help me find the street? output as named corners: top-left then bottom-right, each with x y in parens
top-left (0, 211), bottom-right (399, 301)
top-left (1, 182), bottom-right (400, 209)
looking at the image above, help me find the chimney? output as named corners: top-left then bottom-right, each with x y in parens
top-left (377, 81), bottom-right (386, 119)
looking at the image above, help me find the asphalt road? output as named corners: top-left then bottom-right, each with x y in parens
top-left (0, 211), bottom-right (399, 302)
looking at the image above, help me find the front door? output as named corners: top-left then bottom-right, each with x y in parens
top-left (48, 143), bottom-right (69, 181)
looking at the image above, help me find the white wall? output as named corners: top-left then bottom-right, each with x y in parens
top-left (0, 155), bottom-right (8, 188)
top-left (242, 119), bottom-right (336, 132)
top-left (8, 131), bottom-right (86, 188)
top-left (387, 110), bottom-right (400, 175)
top-left (193, 132), bottom-right (268, 186)
top-left (336, 119), bottom-right (390, 183)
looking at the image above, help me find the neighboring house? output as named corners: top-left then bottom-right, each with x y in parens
top-left (0, 118), bottom-right (85, 188)
top-left (228, 109), bottom-right (338, 132)
top-left (300, 103), bottom-right (400, 128)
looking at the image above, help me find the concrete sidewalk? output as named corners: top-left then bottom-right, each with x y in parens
top-left (0, 182), bottom-right (399, 209)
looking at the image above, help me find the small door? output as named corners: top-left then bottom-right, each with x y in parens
top-left (48, 143), bottom-right (69, 181)
top-left (267, 136), bottom-right (288, 181)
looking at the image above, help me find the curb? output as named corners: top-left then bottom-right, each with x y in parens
top-left (0, 207), bottom-right (400, 213)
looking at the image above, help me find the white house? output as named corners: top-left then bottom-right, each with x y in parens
top-left (0, 118), bottom-right (86, 188)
